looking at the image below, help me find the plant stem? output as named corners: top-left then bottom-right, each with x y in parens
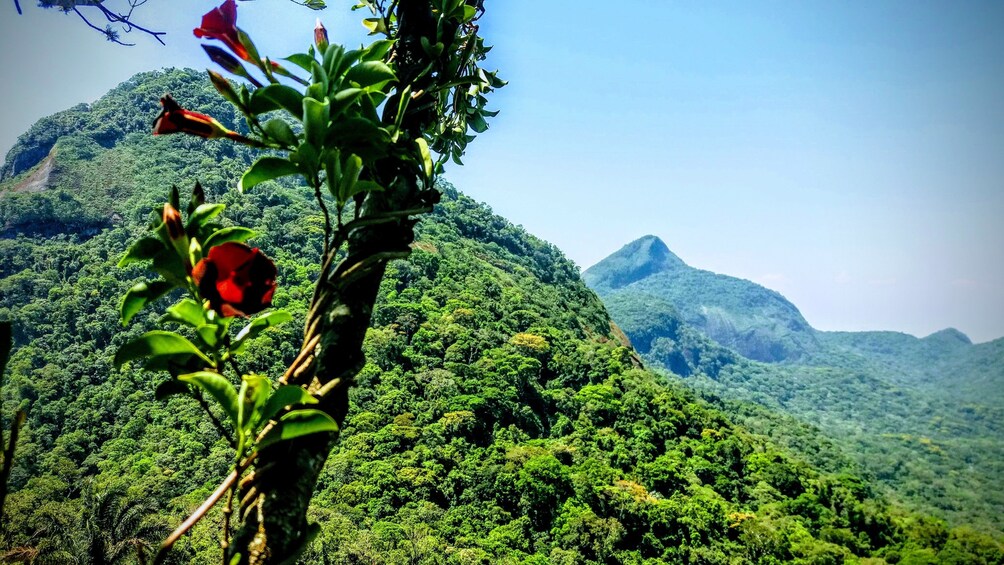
top-left (154, 454), bottom-right (255, 564)
top-left (195, 392), bottom-right (236, 449)
top-left (221, 484), bottom-right (235, 563)
top-left (312, 177), bottom-right (333, 258)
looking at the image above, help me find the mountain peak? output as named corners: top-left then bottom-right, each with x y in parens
top-left (633, 235), bottom-right (685, 268)
top-left (923, 327), bottom-right (972, 346)
top-left (583, 235), bottom-right (686, 291)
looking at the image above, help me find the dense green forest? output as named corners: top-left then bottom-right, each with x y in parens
top-left (1, 69), bottom-right (1003, 563)
top-left (585, 235), bottom-right (1004, 542)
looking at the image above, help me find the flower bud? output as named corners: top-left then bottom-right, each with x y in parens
top-left (314, 18), bottom-right (328, 51)
top-left (163, 203), bottom-right (192, 268)
top-left (163, 203), bottom-right (185, 242)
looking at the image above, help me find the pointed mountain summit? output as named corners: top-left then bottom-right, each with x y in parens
top-left (582, 235), bottom-right (685, 292)
top-left (923, 327), bottom-right (973, 346)
top-left (585, 236), bottom-right (818, 362)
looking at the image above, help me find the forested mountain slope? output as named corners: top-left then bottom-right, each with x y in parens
top-left (1, 69), bottom-right (1002, 563)
top-left (584, 236), bottom-right (820, 363)
top-left (587, 235), bottom-right (1004, 540)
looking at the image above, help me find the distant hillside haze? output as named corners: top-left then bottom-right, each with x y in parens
top-left (585, 235), bottom-right (1004, 532)
top-left (585, 235), bottom-right (1000, 379)
top-left (585, 236), bottom-right (1004, 403)
top-left (584, 235), bottom-right (819, 363)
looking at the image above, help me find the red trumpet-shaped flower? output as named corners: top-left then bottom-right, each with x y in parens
top-left (153, 95), bottom-right (236, 139)
top-left (194, 0), bottom-right (250, 62)
top-left (192, 242), bottom-right (277, 318)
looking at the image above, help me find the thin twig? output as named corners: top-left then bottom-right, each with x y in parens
top-left (227, 357), bottom-right (245, 381)
top-left (281, 335), bottom-right (321, 384)
top-left (195, 393), bottom-right (236, 449)
top-left (72, 7), bottom-right (135, 46)
top-left (313, 178), bottom-right (333, 259)
top-left (154, 455), bottom-right (255, 564)
top-left (93, 2), bottom-right (166, 45)
top-left (221, 486), bottom-right (235, 563)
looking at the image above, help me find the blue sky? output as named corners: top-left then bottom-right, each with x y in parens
top-left (1, 1), bottom-right (1002, 342)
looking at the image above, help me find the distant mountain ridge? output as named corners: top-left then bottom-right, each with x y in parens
top-left (585, 235), bottom-right (1004, 532)
top-left (584, 235), bottom-right (819, 362)
top-left (585, 235), bottom-right (998, 371)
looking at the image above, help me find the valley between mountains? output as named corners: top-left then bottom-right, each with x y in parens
top-left (0, 69), bottom-right (1001, 563)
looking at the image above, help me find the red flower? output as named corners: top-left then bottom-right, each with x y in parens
top-left (194, 0), bottom-right (250, 62)
top-left (153, 95), bottom-right (236, 139)
top-left (192, 242), bottom-right (277, 317)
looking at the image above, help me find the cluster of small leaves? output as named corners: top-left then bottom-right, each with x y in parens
top-left (353, 0), bottom-right (505, 168)
top-left (223, 38), bottom-right (403, 210)
top-left (199, 0), bottom-right (502, 221)
top-left (118, 183), bottom-right (252, 327)
top-left (115, 184), bottom-right (335, 461)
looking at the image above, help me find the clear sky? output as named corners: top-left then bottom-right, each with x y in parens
top-left (1, 1), bottom-right (1002, 343)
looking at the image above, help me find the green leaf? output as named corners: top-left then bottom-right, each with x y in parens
top-left (151, 248), bottom-right (188, 286)
top-left (231, 311), bottom-right (293, 353)
top-left (362, 39), bottom-right (394, 62)
top-left (143, 354), bottom-right (204, 378)
top-left (323, 149), bottom-right (341, 203)
top-left (197, 324), bottom-right (220, 348)
top-left (203, 227), bottom-right (256, 250)
top-left (362, 17), bottom-right (387, 35)
top-left (330, 87), bottom-right (364, 118)
top-left (179, 371), bottom-right (239, 428)
top-left (259, 385), bottom-right (318, 425)
top-left (415, 137), bottom-right (433, 178)
top-left (338, 153), bottom-right (364, 206)
top-left (420, 37), bottom-right (444, 59)
top-left (236, 28), bottom-right (264, 74)
top-left (303, 97), bottom-right (330, 148)
top-left (161, 298), bottom-right (206, 328)
top-left (239, 374), bottom-right (271, 433)
top-left (240, 157), bottom-right (300, 193)
top-left (284, 53), bottom-right (316, 73)
top-left (329, 48), bottom-right (362, 81)
top-left (468, 112), bottom-right (489, 134)
top-left (310, 60), bottom-right (329, 93)
top-left (187, 203), bottom-right (226, 231)
top-left (115, 331), bottom-right (212, 368)
top-left (345, 61), bottom-right (396, 89)
top-left (262, 119), bottom-right (298, 146)
top-left (155, 379), bottom-right (190, 401)
top-left (321, 44), bottom-right (343, 80)
top-left (258, 409), bottom-right (338, 449)
top-left (119, 237), bottom-right (165, 267)
top-left (325, 117), bottom-right (389, 148)
top-left (291, 143), bottom-right (320, 176)
top-left (120, 280), bottom-right (173, 325)
top-left (249, 84), bottom-right (305, 118)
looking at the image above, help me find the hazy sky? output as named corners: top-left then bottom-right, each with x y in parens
top-left (1, 1), bottom-right (1003, 342)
